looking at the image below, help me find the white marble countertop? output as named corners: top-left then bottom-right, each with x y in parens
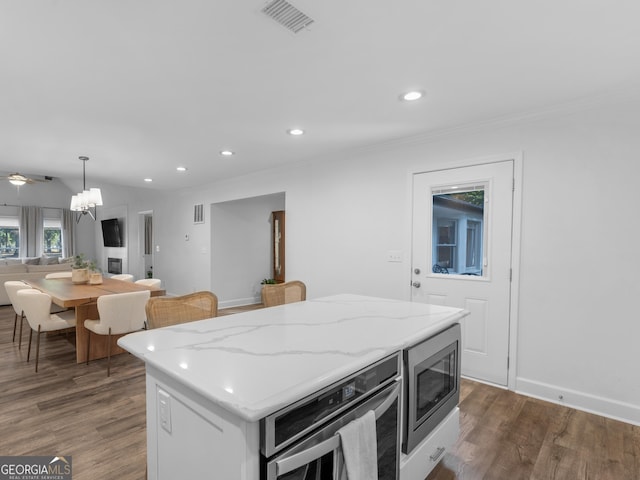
top-left (118, 294), bottom-right (468, 422)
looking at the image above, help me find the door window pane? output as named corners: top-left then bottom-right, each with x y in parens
top-left (432, 187), bottom-right (485, 275)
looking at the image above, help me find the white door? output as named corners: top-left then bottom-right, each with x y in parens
top-left (411, 160), bottom-right (514, 385)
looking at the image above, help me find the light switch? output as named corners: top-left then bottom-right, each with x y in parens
top-left (386, 250), bottom-right (403, 263)
top-left (158, 389), bottom-right (172, 434)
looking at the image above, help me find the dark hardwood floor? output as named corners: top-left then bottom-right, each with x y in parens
top-left (428, 375), bottom-right (640, 480)
top-left (0, 304), bottom-right (637, 479)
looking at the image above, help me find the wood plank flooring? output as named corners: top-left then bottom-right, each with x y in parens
top-left (0, 304), bottom-right (637, 479)
top-left (427, 379), bottom-right (640, 480)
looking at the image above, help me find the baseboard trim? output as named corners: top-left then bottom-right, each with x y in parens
top-left (516, 377), bottom-right (640, 427)
top-left (219, 296), bottom-right (261, 309)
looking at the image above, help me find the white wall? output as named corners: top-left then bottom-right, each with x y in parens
top-left (97, 204), bottom-right (129, 275)
top-left (6, 91), bottom-right (637, 424)
top-left (90, 183), bottom-right (163, 278)
top-left (143, 90), bottom-right (640, 425)
top-left (211, 193), bottom-right (285, 307)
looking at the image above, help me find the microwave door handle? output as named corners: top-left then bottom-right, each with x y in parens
top-left (276, 381), bottom-right (401, 476)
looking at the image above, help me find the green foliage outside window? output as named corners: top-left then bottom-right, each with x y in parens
top-left (44, 227), bottom-right (62, 256)
top-left (0, 227), bottom-right (19, 257)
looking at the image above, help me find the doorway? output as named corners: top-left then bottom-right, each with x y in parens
top-left (210, 192), bottom-right (286, 308)
top-left (411, 159), bottom-right (519, 386)
top-left (138, 211), bottom-right (154, 281)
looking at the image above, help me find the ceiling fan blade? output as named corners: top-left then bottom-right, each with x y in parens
top-left (2, 172), bottom-right (52, 185)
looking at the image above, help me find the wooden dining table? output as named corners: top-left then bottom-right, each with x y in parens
top-left (26, 277), bottom-right (166, 363)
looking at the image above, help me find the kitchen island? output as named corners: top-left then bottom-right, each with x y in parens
top-left (118, 294), bottom-right (468, 479)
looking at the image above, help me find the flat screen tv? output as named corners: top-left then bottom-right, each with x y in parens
top-left (101, 218), bottom-right (123, 247)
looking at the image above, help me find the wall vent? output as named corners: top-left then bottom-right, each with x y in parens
top-left (194, 204), bottom-right (204, 224)
top-left (262, 0), bottom-right (314, 34)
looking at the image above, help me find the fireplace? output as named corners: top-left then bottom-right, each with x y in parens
top-left (107, 257), bottom-right (122, 274)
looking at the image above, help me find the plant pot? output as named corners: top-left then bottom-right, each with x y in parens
top-left (71, 268), bottom-right (89, 284)
top-left (89, 272), bottom-right (103, 285)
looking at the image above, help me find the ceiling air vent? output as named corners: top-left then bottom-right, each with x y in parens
top-left (262, 0), bottom-right (314, 34)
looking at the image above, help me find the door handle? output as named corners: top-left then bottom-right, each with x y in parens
top-left (275, 381), bottom-right (401, 476)
top-left (429, 446), bottom-right (446, 462)
top-left (412, 281), bottom-right (421, 288)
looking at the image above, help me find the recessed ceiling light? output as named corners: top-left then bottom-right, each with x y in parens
top-left (287, 128), bottom-right (304, 136)
top-left (401, 90), bottom-right (424, 101)
top-left (144, 178), bottom-right (153, 183)
top-left (176, 166), bottom-right (187, 172)
top-left (220, 150), bottom-right (235, 156)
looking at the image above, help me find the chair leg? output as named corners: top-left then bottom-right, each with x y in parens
top-left (12, 312), bottom-right (17, 342)
top-left (18, 313), bottom-right (25, 349)
top-left (27, 328), bottom-right (33, 361)
top-left (35, 326), bottom-right (41, 373)
top-left (86, 331), bottom-right (91, 366)
top-left (107, 328), bottom-right (112, 377)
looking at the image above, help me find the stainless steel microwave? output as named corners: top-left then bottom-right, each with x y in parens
top-left (403, 323), bottom-right (461, 454)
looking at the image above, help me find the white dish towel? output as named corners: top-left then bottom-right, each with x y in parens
top-left (335, 409), bottom-right (378, 480)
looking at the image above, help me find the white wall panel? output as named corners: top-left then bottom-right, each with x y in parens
top-left (463, 298), bottom-right (488, 355)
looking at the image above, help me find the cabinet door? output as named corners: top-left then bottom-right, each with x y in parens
top-left (147, 376), bottom-right (260, 480)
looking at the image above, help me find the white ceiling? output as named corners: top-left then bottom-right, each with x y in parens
top-left (2, 0), bottom-right (640, 191)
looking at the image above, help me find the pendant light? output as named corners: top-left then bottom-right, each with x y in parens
top-left (70, 156), bottom-right (103, 222)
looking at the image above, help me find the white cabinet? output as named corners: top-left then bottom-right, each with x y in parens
top-left (145, 366), bottom-right (260, 480)
top-left (399, 407), bottom-right (459, 480)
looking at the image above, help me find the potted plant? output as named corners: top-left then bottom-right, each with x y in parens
top-left (71, 254), bottom-right (101, 284)
top-left (88, 260), bottom-right (103, 285)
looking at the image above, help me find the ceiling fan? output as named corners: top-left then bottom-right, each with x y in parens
top-left (0, 172), bottom-right (52, 186)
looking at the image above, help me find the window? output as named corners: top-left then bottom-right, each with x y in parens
top-left (432, 187), bottom-right (485, 275)
top-left (466, 220), bottom-right (482, 269)
top-left (436, 219), bottom-right (457, 270)
top-left (0, 217), bottom-right (19, 258)
top-left (43, 218), bottom-right (62, 257)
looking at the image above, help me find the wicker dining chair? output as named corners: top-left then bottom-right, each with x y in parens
top-left (145, 291), bottom-right (218, 329)
top-left (261, 280), bottom-right (306, 307)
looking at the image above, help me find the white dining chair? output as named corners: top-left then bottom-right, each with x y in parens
top-left (4, 280), bottom-right (32, 346)
top-left (45, 271), bottom-right (73, 279)
top-left (17, 289), bottom-right (76, 372)
top-left (84, 290), bottom-right (150, 376)
top-left (110, 273), bottom-right (134, 282)
top-left (43, 272), bottom-right (74, 314)
top-left (135, 278), bottom-right (161, 289)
